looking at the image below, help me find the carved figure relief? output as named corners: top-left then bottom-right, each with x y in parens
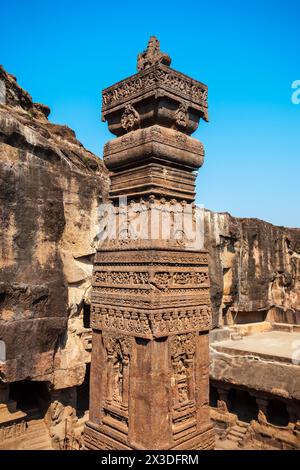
top-left (170, 333), bottom-right (196, 409)
top-left (175, 103), bottom-right (189, 128)
top-left (112, 356), bottom-right (124, 403)
top-left (121, 104), bottom-right (139, 131)
top-left (103, 333), bottom-right (132, 410)
top-left (175, 358), bottom-right (189, 404)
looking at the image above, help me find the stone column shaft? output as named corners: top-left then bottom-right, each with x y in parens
top-left (83, 36), bottom-right (214, 450)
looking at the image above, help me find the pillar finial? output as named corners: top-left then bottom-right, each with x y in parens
top-left (137, 35), bottom-right (171, 71)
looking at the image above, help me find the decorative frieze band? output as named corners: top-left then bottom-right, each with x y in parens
top-left (92, 288), bottom-right (210, 309)
top-left (94, 250), bottom-right (209, 265)
top-left (0, 420), bottom-right (26, 443)
top-left (94, 269), bottom-right (209, 289)
top-left (91, 305), bottom-right (211, 338)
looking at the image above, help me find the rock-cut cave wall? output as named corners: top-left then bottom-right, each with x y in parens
top-left (0, 65), bottom-right (109, 390)
top-left (205, 211), bottom-right (300, 328)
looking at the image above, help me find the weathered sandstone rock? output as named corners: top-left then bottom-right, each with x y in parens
top-left (0, 65), bottom-right (109, 388)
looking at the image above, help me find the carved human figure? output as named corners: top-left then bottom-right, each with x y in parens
top-left (178, 383), bottom-right (189, 404)
top-left (112, 356), bottom-right (123, 403)
top-left (175, 358), bottom-right (189, 404)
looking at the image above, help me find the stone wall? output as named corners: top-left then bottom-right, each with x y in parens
top-left (205, 211), bottom-right (300, 328)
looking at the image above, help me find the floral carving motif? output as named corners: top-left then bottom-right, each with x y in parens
top-left (194, 272), bottom-right (208, 284)
top-left (137, 36), bottom-right (171, 72)
top-left (102, 67), bottom-right (208, 118)
top-left (121, 104), bottom-right (139, 131)
top-left (153, 272), bottom-right (171, 290)
top-left (174, 272), bottom-right (193, 284)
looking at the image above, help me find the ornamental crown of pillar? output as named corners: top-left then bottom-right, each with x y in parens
top-left (101, 36), bottom-right (208, 204)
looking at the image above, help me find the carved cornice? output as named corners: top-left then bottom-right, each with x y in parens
top-left (102, 64), bottom-right (208, 121)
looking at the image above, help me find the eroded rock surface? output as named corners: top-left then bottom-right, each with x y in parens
top-left (0, 65), bottom-right (109, 387)
top-left (205, 211), bottom-right (300, 328)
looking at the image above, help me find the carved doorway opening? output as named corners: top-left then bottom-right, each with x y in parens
top-left (228, 388), bottom-right (258, 423)
top-left (9, 380), bottom-right (50, 416)
top-left (266, 399), bottom-right (289, 427)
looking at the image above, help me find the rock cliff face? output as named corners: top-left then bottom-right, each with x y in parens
top-left (0, 65), bottom-right (109, 388)
top-left (205, 211), bottom-right (300, 328)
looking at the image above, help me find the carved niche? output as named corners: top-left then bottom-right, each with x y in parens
top-left (102, 333), bottom-right (132, 412)
top-left (170, 333), bottom-right (196, 409)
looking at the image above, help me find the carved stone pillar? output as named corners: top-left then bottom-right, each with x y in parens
top-left (83, 36), bottom-right (214, 450)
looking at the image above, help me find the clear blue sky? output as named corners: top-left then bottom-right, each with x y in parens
top-left (1, 0), bottom-right (299, 227)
